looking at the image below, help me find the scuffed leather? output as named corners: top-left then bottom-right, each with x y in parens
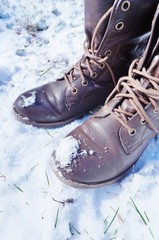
top-left (13, 0), bottom-right (159, 127)
top-left (53, 5), bottom-right (159, 187)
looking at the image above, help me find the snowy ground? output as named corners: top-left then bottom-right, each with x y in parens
top-left (0, 1), bottom-right (159, 240)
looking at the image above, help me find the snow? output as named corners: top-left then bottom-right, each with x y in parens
top-left (0, 0), bottom-right (159, 240)
top-left (55, 137), bottom-right (95, 169)
top-left (21, 90), bottom-right (36, 107)
top-left (89, 150), bottom-right (94, 155)
top-left (55, 136), bottom-right (80, 168)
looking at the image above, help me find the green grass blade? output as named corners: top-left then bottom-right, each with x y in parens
top-left (54, 208), bottom-right (60, 229)
top-left (144, 211), bottom-right (150, 222)
top-left (69, 223), bottom-right (81, 235)
top-left (104, 207), bottom-right (119, 234)
top-left (45, 171), bottom-right (50, 185)
top-left (130, 197), bottom-right (147, 225)
top-left (14, 184), bottom-right (23, 192)
top-left (149, 227), bottom-right (155, 239)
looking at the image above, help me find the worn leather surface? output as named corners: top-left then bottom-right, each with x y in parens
top-left (53, 5), bottom-right (159, 188)
top-left (13, 0), bottom-right (159, 127)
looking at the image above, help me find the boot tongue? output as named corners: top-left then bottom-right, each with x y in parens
top-left (120, 55), bottom-right (159, 115)
top-left (93, 17), bottom-right (110, 50)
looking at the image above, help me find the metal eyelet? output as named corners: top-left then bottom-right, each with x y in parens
top-left (71, 87), bottom-right (78, 94)
top-left (121, 1), bottom-right (131, 11)
top-left (91, 72), bottom-right (97, 78)
top-left (82, 80), bottom-right (88, 86)
top-left (105, 50), bottom-right (112, 58)
top-left (128, 128), bottom-right (136, 136)
top-left (98, 63), bottom-right (105, 69)
top-left (153, 109), bottom-right (159, 113)
top-left (115, 22), bottom-right (124, 31)
top-left (140, 119), bottom-right (146, 125)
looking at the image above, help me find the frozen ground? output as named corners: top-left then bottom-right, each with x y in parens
top-left (0, 1), bottom-right (159, 240)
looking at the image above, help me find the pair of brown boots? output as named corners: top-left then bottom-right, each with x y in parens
top-left (13, 0), bottom-right (159, 188)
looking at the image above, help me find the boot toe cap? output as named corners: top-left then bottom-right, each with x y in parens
top-left (52, 127), bottom-right (119, 188)
top-left (13, 87), bottom-right (54, 126)
top-left (13, 91), bottom-right (36, 123)
top-left (52, 113), bottom-right (136, 188)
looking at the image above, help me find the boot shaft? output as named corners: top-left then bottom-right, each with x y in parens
top-left (105, 4), bottom-right (159, 126)
top-left (84, 0), bottom-right (114, 46)
top-left (83, 0), bottom-right (159, 87)
top-left (139, 4), bottom-right (159, 70)
top-left (96, 0), bottom-right (159, 56)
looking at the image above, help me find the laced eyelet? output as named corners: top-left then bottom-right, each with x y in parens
top-left (82, 80), bottom-right (88, 86)
top-left (91, 72), bottom-right (97, 78)
top-left (140, 119), bottom-right (146, 125)
top-left (121, 1), bottom-right (131, 11)
top-left (128, 128), bottom-right (136, 136)
top-left (153, 109), bottom-right (159, 113)
top-left (115, 22), bottom-right (124, 31)
top-left (105, 50), bottom-right (112, 58)
top-left (98, 63), bottom-right (105, 69)
top-left (71, 87), bottom-right (78, 94)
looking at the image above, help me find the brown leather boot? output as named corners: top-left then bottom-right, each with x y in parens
top-left (52, 5), bottom-right (159, 188)
top-left (13, 0), bottom-right (158, 127)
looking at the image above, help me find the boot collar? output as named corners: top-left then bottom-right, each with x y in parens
top-left (138, 4), bottom-right (159, 70)
top-left (97, 1), bottom-right (159, 57)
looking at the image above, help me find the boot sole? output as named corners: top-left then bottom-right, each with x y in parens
top-left (13, 107), bottom-right (87, 128)
top-left (51, 160), bottom-right (136, 189)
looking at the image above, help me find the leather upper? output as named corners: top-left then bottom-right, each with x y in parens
top-left (53, 5), bottom-right (159, 188)
top-left (13, 0), bottom-right (159, 127)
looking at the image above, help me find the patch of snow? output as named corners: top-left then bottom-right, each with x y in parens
top-left (80, 149), bottom-right (87, 156)
top-left (21, 91), bottom-right (36, 107)
top-left (89, 150), bottom-right (94, 155)
top-left (55, 136), bottom-right (80, 167)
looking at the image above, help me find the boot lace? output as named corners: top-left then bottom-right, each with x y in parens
top-left (105, 58), bottom-right (159, 134)
top-left (63, 6), bottom-right (116, 93)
